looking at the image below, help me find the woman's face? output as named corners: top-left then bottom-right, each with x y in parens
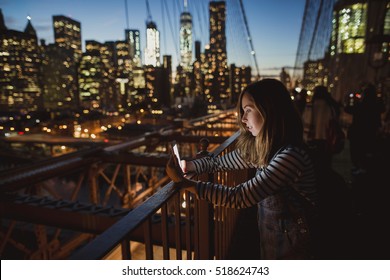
top-left (241, 93), bottom-right (263, 136)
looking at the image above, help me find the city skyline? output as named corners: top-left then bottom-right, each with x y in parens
top-left (1, 0), bottom-right (306, 76)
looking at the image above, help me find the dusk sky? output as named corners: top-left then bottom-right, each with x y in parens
top-left (1, 0), bottom-right (306, 76)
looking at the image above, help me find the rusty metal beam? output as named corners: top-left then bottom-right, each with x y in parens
top-left (0, 195), bottom-right (130, 234)
top-left (188, 127), bottom-right (238, 132)
top-left (99, 152), bottom-right (169, 166)
top-left (0, 157), bottom-right (97, 193)
top-left (0, 146), bottom-right (104, 193)
top-left (0, 192), bottom-right (193, 247)
top-left (158, 134), bottom-right (230, 144)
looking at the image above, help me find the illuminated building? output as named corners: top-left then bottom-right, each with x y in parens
top-left (0, 10), bottom-right (43, 112)
top-left (128, 66), bottom-right (146, 108)
top-left (44, 15), bottom-right (82, 110)
top-left (327, 0), bottom-right (389, 101)
top-left (80, 39), bottom-right (142, 112)
top-left (52, 15), bottom-right (82, 62)
top-left (100, 41), bottom-right (120, 112)
top-left (124, 31), bottom-right (147, 110)
top-left (330, 2), bottom-right (367, 56)
top-left (85, 40), bottom-right (101, 53)
top-left (115, 40), bottom-right (133, 110)
top-left (85, 40), bottom-right (112, 110)
top-left (172, 0), bottom-right (194, 105)
top-left (204, 1), bottom-right (230, 107)
top-left (302, 59), bottom-right (328, 91)
top-left (144, 55), bottom-right (172, 111)
top-left (230, 64), bottom-right (251, 104)
top-left (192, 40), bottom-right (205, 98)
top-left (161, 55), bottom-right (172, 108)
top-left (41, 42), bottom-right (76, 110)
top-left (78, 42), bottom-right (103, 109)
top-left (125, 29), bottom-right (142, 66)
top-left (144, 21), bottom-right (160, 67)
top-left (180, 0), bottom-right (193, 72)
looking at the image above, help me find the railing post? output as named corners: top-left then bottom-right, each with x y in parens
top-left (88, 163), bottom-right (100, 204)
top-left (195, 138), bottom-right (214, 259)
top-left (121, 237), bottom-right (131, 260)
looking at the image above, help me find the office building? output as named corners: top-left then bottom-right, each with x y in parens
top-left (180, 0), bottom-right (193, 72)
top-left (46, 15), bottom-right (82, 109)
top-left (144, 21), bottom-right (160, 67)
top-left (0, 11), bottom-right (42, 112)
top-left (327, 0), bottom-right (389, 101)
top-left (125, 29), bottom-right (142, 66)
top-left (52, 15), bottom-right (82, 62)
top-left (78, 42), bottom-right (103, 109)
top-left (230, 64), bottom-right (251, 104)
top-left (204, 1), bottom-right (230, 107)
top-left (41, 42), bottom-right (76, 110)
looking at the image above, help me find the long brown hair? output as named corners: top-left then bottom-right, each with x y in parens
top-left (236, 79), bottom-right (303, 166)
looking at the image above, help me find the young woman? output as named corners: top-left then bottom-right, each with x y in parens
top-left (166, 79), bottom-right (319, 259)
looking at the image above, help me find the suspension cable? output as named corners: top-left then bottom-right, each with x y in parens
top-left (162, 0), bottom-right (179, 60)
top-left (238, 0), bottom-right (260, 79)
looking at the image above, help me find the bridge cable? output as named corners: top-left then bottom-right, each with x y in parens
top-left (238, 0), bottom-right (260, 79)
top-left (162, 0), bottom-right (180, 61)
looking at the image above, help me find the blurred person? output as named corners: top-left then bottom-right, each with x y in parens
top-left (345, 83), bottom-right (385, 174)
top-left (304, 85), bottom-right (342, 169)
top-left (294, 88), bottom-right (308, 116)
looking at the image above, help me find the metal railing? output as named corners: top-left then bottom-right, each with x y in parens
top-left (69, 130), bottom-right (254, 260)
top-left (1, 110), bottom-right (247, 259)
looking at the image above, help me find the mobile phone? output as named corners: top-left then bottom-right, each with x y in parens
top-left (172, 143), bottom-right (184, 171)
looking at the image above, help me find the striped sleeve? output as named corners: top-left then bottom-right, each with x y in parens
top-left (191, 150), bottom-right (254, 174)
top-left (195, 146), bottom-right (317, 209)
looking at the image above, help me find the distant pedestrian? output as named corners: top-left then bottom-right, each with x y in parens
top-left (345, 83), bottom-right (385, 174)
top-left (294, 88), bottom-right (308, 116)
top-left (303, 86), bottom-right (341, 169)
top-left (280, 67), bottom-right (291, 89)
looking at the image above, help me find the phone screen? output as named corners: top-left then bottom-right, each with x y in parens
top-left (172, 143), bottom-right (184, 171)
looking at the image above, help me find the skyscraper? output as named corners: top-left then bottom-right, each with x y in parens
top-left (205, 1), bottom-right (229, 106)
top-left (144, 21), bottom-right (160, 67)
top-left (52, 15), bottom-right (82, 62)
top-left (230, 64), bottom-right (251, 104)
top-left (115, 40), bottom-right (133, 109)
top-left (44, 15), bottom-right (82, 109)
top-left (41, 42), bottom-right (75, 110)
top-left (78, 41), bottom-right (103, 109)
top-left (100, 41), bottom-right (119, 111)
top-left (125, 29), bottom-right (141, 66)
top-left (0, 11), bottom-right (42, 112)
top-left (180, 0), bottom-right (193, 72)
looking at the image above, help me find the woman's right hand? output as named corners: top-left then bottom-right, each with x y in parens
top-left (166, 154), bottom-right (185, 183)
top-left (166, 154), bottom-right (197, 194)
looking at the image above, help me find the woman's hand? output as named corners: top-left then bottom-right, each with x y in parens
top-left (166, 154), bottom-right (197, 194)
top-left (166, 154), bottom-right (185, 183)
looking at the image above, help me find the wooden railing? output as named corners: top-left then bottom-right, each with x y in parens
top-left (69, 131), bottom-right (256, 260)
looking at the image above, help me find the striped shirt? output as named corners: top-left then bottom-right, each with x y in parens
top-left (192, 145), bottom-right (318, 209)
